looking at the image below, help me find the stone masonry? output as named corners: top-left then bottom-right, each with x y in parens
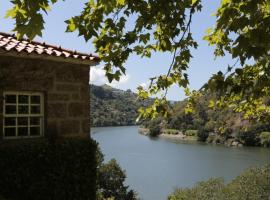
top-left (0, 56), bottom-right (91, 139)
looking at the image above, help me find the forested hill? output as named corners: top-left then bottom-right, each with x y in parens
top-left (90, 84), bottom-right (150, 127)
top-left (143, 92), bottom-right (270, 147)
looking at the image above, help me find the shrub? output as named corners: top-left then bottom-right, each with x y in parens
top-left (164, 129), bottom-right (179, 135)
top-left (0, 195), bottom-right (7, 200)
top-left (143, 118), bottom-right (162, 137)
top-left (236, 123), bottom-right (270, 146)
top-left (204, 120), bottom-right (216, 132)
top-left (0, 137), bottom-right (97, 200)
top-left (260, 132), bottom-right (270, 147)
top-left (197, 127), bottom-right (209, 142)
top-left (168, 178), bottom-right (225, 200)
top-left (185, 129), bottom-right (198, 136)
top-left (148, 122), bottom-right (161, 137)
top-left (237, 129), bottom-right (260, 146)
top-left (97, 159), bottom-right (138, 200)
top-left (197, 121), bottom-right (217, 142)
top-left (149, 125), bottom-right (161, 137)
top-left (224, 165), bottom-right (270, 200)
top-left (168, 165), bottom-right (270, 200)
top-left (206, 134), bottom-right (215, 143)
top-left (223, 127), bottom-right (233, 137)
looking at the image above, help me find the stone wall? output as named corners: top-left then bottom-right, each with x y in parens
top-left (0, 56), bottom-right (90, 139)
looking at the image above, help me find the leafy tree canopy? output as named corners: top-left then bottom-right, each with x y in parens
top-left (4, 0), bottom-right (270, 122)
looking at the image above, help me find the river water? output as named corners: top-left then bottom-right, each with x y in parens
top-left (91, 126), bottom-right (270, 200)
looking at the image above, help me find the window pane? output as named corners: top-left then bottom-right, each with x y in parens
top-left (4, 117), bottom-right (16, 126)
top-left (31, 106), bottom-right (40, 114)
top-left (30, 127), bottom-right (40, 136)
top-left (18, 127), bottom-right (28, 136)
top-left (5, 105), bottom-right (16, 114)
top-left (18, 95), bottom-right (29, 104)
top-left (31, 96), bottom-right (40, 104)
top-left (5, 95), bottom-right (16, 103)
top-left (18, 117), bottom-right (28, 126)
top-left (30, 117), bottom-right (40, 126)
top-left (4, 128), bottom-right (16, 137)
top-left (18, 105), bottom-right (29, 114)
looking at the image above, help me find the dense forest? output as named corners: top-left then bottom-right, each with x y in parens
top-left (90, 84), bottom-right (152, 127)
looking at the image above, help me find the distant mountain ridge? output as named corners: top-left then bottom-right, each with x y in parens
top-left (90, 84), bottom-right (150, 127)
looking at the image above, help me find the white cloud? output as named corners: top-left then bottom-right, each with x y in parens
top-left (139, 80), bottom-right (151, 89)
top-left (90, 67), bottom-right (107, 85)
top-left (109, 74), bottom-right (130, 88)
top-left (90, 66), bottom-right (130, 88)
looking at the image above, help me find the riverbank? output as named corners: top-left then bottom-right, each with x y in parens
top-left (159, 133), bottom-right (197, 141)
top-left (138, 127), bottom-right (198, 142)
top-left (138, 127), bottom-right (246, 147)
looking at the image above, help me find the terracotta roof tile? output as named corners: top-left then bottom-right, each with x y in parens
top-left (0, 32), bottom-right (100, 63)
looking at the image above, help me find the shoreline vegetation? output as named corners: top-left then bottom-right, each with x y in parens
top-left (139, 127), bottom-right (198, 142)
top-left (139, 127), bottom-right (253, 148)
top-left (139, 92), bottom-right (270, 148)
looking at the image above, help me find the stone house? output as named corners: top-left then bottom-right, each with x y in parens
top-left (0, 32), bottom-right (99, 139)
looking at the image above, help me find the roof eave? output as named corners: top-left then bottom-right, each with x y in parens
top-left (0, 49), bottom-right (100, 66)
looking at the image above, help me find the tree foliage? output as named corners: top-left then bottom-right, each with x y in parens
top-left (97, 159), bottom-right (138, 200)
top-left (5, 0), bottom-right (59, 38)
top-left (168, 165), bottom-right (270, 200)
top-left (96, 149), bottom-right (138, 200)
top-left (4, 0), bottom-right (270, 121)
top-left (202, 0), bottom-right (270, 122)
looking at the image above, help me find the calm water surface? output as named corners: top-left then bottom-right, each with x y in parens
top-left (91, 126), bottom-right (270, 200)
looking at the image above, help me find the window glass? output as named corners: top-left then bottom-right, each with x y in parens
top-left (4, 117), bottom-right (16, 126)
top-left (18, 105), bottom-right (29, 114)
top-left (18, 95), bottom-right (29, 104)
top-left (31, 96), bottom-right (40, 104)
top-left (5, 105), bottom-right (17, 114)
top-left (31, 106), bottom-right (40, 114)
top-left (18, 117), bottom-right (28, 126)
top-left (5, 95), bottom-right (16, 104)
top-left (30, 117), bottom-right (40, 126)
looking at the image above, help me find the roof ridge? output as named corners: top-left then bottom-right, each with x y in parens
top-left (0, 31), bottom-right (100, 60)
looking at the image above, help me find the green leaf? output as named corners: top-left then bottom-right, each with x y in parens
top-left (117, 0), bottom-right (125, 6)
top-left (107, 73), bottom-right (114, 83)
top-left (66, 18), bottom-right (77, 32)
top-left (209, 100), bottom-right (215, 108)
top-left (192, 0), bottom-right (199, 6)
top-left (5, 7), bottom-right (19, 18)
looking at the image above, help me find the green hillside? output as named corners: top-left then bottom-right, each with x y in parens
top-left (90, 84), bottom-right (150, 127)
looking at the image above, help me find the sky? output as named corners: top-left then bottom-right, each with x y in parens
top-left (0, 0), bottom-right (236, 101)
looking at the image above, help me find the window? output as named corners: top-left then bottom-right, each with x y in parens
top-left (3, 92), bottom-right (44, 138)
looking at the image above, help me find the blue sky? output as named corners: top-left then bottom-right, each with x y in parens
top-left (0, 0), bottom-right (235, 101)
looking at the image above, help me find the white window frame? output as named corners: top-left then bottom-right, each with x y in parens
top-left (3, 91), bottom-right (44, 139)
